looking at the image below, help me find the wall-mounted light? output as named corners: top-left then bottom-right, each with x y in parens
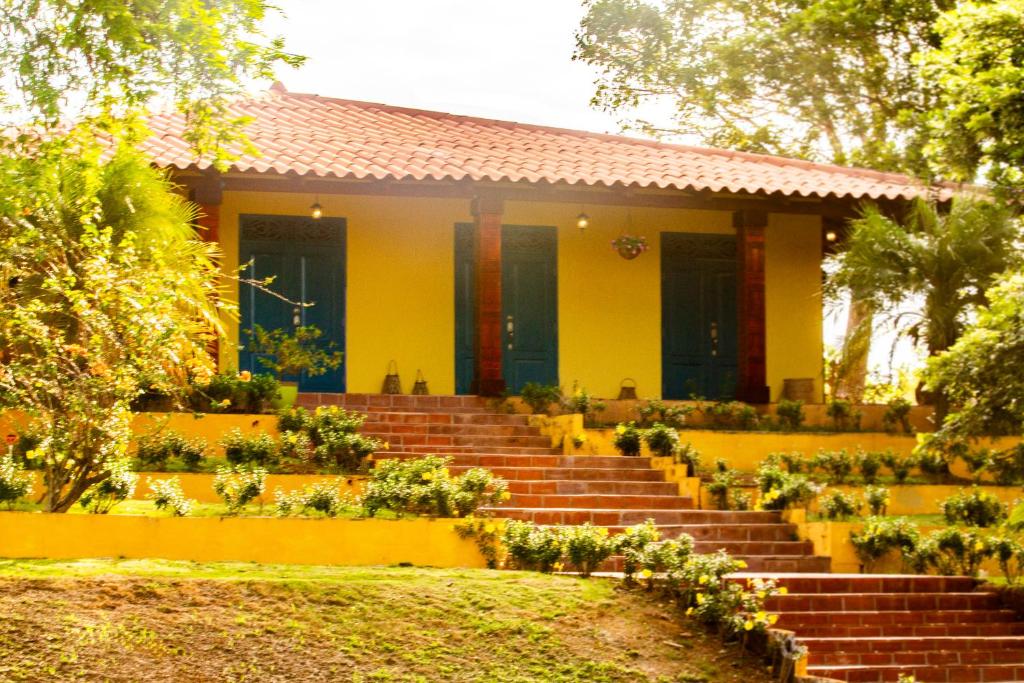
top-left (825, 229), bottom-right (838, 243)
top-left (310, 200), bottom-right (323, 220)
top-left (576, 211), bottom-right (590, 231)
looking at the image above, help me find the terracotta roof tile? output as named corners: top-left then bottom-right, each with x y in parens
top-left (143, 88), bottom-right (956, 201)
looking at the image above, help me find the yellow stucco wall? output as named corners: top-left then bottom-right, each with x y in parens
top-left (765, 213), bottom-right (824, 402)
top-left (215, 190), bottom-right (824, 399)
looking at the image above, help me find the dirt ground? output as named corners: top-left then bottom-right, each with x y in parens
top-left (0, 561), bottom-right (774, 683)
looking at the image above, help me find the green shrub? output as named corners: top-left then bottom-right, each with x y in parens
top-left (305, 407), bottom-right (382, 472)
top-left (0, 454), bottom-right (34, 509)
top-left (643, 423), bottom-right (680, 457)
top-left (675, 441), bottom-right (701, 474)
top-left (865, 485), bottom-right (890, 516)
top-left (636, 399), bottom-right (690, 429)
top-left (219, 429), bottom-right (278, 468)
top-left (614, 519), bottom-right (662, 580)
top-left (361, 455), bottom-right (508, 518)
top-left (775, 399), bottom-right (805, 430)
top-left (961, 448), bottom-right (991, 484)
top-left (678, 550), bottom-right (743, 626)
top-left (882, 397), bottom-right (913, 434)
top-left (146, 477), bottom-right (193, 516)
top-left (754, 458), bottom-right (820, 511)
top-left (501, 520), bottom-right (565, 573)
top-left (612, 422), bottom-right (642, 457)
top-left (79, 460), bottom-right (138, 514)
top-left (213, 466), bottom-right (267, 514)
top-left (813, 449), bottom-right (855, 484)
top-left (9, 430), bottom-right (43, 470)
top-left (826, 398), bottom-right (854, 430)
top-left (988, 446), bottom-right (1024, 486)
top-left (704, 401), bottom-right (756, 429)
top-left (819, 490), bottom-right (862, 520)
top-left (989, 535), bottom-right (1024, 585)
top-left (274, 480), bottom-right (348, 517)
top-left (520, 383), bottom-right (562, 415)
top-left (779, 451), bottom-right (807, 474)
top-left (135, 432), bottom-right (207, 471)
top-left (857, 450), bottom-right (882, 484)
top-left (940, 487), bottom-right (1007, 528)
top-left (850, 517), bottom-right (920, 572)
top-left (614, 520), bottom-right (694, 586)
top-left (276, 407), bottom-right (310, 433)
top-left (188, 371), bottom-right (280, 414)
top-left (562, 524), bottom-right (617, 577)
top-left (881, 451), bottom-right (914, 484)
top-left (706, 459), bottom-right (739, 511)
top-left (562, 384), bottom-right (606, 426)
top-left (911, 527), bottom-right (993, 577)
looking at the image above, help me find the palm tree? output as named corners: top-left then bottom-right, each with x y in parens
top-left (827, 197), bottom-right (1022, 420)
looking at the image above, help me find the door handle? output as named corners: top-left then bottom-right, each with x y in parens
top-left (710, 321), bottom-right (719, 357)
top-left (506, 315), bottom-right (514, 350)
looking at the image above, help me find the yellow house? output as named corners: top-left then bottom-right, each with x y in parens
top-left (145, 84), bottom-right (949, 402)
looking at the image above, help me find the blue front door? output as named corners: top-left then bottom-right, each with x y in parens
top-left (454, 224), bottom-right (558, 394)
top-left (239, 214), bottom-right (346, 392)
top-left (661, 232), bottom-right (738, 400)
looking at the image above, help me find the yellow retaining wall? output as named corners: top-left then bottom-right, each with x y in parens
top-left (0, 513), bottom-right (487, 568)
top-left (216, 192), bottom-right (825, 399)
top-left (815, 485), bottom-right (1023, 518)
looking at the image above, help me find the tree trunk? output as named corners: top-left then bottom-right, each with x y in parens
top-left (836, 299), bottom-right (873, 402)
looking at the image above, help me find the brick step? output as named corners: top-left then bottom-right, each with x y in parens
top-left (788, 621), bottom-right (1024, 639)
top-left (449, 466), bottom-right (667, 482)
top-left (363, 422), bottom-right (541, 437)
top-left (299, 393), bottom-right (494, 412)
top-left (506, 480), bottom-right (679, 496)
top-left (730, 573), bottom-right (978, 595)
top-left (505, 493), bottom-right (693, 510)
top-left (807, 662), bottom-right (1024, 682)
top-left (804, 636), bottom-right (1024, 668)
top-left (775, 609), bottom-right (1024, 637)
top-left (601, 554), bottom-right (830, 574)
top-left (365, 433), bottom-right (553, 448)
top-left (361, 412), bottom-right (531, 426)
top-left (485, 507), bottom-right (789, 526)
top-left (765, 592), bottom-right (1001, 612)
top-left (635, 523), bottom-right (797, 542)
top-left (690, 540), bottom-right (814, 556)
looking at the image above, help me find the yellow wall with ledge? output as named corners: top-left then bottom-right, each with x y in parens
top-left (215, 190), bottom-right (824, 399)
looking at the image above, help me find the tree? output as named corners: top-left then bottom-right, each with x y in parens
top-left (920, 0), bottom-right (1024, 189)
top-left (826, 198), bottom-right (1022, 418)
top-left (925, 271), bottom-right (1024, 439)
top-left (0, 2), bottom-right (301, 511)
top-left (574, 0), bottom-right (951, 173)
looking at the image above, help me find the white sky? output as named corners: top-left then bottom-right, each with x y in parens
top-left (263, 0), bottom-right (621, 134)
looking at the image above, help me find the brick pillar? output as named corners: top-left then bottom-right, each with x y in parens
top-left (734, 210), bottom-right (770, 404)
top-left (190, 176), bottom-right (223, 370)
top-left (471, 195), bottom-right (506, 396)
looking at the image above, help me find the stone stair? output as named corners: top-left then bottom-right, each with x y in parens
top-left (297, 393), bottom-right (830, 573)
top-left (741, 573), bottom-right (1024, 682)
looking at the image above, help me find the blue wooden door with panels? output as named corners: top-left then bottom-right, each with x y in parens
top-left (661, 232), bottom-right (738, 400)
top-left (239, 214), bottom-right (346, 392)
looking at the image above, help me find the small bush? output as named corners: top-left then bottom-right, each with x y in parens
top-left (612, 422), bottom-right (643, 457)
top-left (562, 384), bottom-right (606, 426)
top-left (813, 449), bottom-right (855, 484)
top-left (826, 398), bottom-right (853, 430)
top-left (706, 459), bottom-right (739, 511)
top-left (614, 519), bottom-right (662, 580)
top-left (220, 429), bottom-right (278, 468)
top-left (779, 451), bottom-right (807, 474)
top-left (882, 397), bottom-right (913, 434)
top-left (678, 550), bottom-right (744, 626)
top-left (213, 466), bottom-right (267, 514)
top-left (636, 399), bottom-right (690, 429)
top-left (819, 490), bottom-right (862, 520)
top-left (911, 527), bottom-right (993, 577)
top-left (0, 454), bottom-right (34, 509)
top-left (989, 536), bottom-right (1024, 585)
top-left (80, 460), bottom-right (138, 514)
top-left (857, 450), bottom-right (882, 484)
top-left (755, 458), bottom-right (820, 511)
top-left (147, 477), bottom-right (194, 516)
top-left (502, 520), bottom-right (565, 573)
top-left (989, 446), bottom-right (1024, 486)
top-left (643, 423), bottom-right (680, 457)
top-left (940, 487), bottom-right (1007, 528)
top-left (881, 451), bottom-right (914, 484)
top-left (850, 517), bottom-right (920, 572)
top-left (275, 480), bottom-right (348, 517)
top-left (520, 383), bottom-right (562, 415)
top-left (305, 407), bottom-right (382, 472)
top-left (675, 442), bottom-right (701, 474)
top-left (135, 432), bottom-right (207, 471)
top-left (775, 399), bottom-right (805, 431)
top-left (562, 524), bottom-right (617, 577)
top-left (188, 371), bottom-right (280, 414)
top-left (961, 448), bottom-right (991, 484)
top-left (276, 407), bottom-right (310, 433)
top-left (865, 485), bottom-right (890, 516)
top-left (361, 455), bottom-right (508, 518)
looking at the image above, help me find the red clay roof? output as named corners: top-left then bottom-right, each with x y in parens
top-left (143, 86), bottom-right (954, 201)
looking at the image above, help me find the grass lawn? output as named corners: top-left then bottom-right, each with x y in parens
top-left (0, 559), bottom-right (773, 683)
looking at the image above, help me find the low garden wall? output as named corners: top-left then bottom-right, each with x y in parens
top-left (0, 513), bottom-right (487, 568)
top-left (811, 484), bottom-right (1022, 517)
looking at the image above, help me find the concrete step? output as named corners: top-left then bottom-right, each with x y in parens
top-left (505, 493), bottom-right (693, 511)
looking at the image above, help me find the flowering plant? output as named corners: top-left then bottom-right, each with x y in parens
top-left (611, 234), bottom-right (649, 259)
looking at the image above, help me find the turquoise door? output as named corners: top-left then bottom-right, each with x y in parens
top-left (661, 233), bottom-right (738, 399)
top-left (454, 224), bottom-right (558, 394)
top-left (239, 214), bottom-right (346, 392)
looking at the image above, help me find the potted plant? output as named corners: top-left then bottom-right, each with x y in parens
top-left (611, 234), bottom-right (649, 260)
top-left (246, 324), bottom-right (343, 408)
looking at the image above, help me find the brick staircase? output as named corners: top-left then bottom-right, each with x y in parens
top-left (743, 573), bottom-right (1024, 682)
top-left (297, 393), bottom-right (829, 572)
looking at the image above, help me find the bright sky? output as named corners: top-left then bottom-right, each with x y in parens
top-left (263, 0), bottom-right (621, 134)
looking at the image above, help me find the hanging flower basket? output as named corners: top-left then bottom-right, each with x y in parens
top-left (611, 234), bottom-right (649, 260)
